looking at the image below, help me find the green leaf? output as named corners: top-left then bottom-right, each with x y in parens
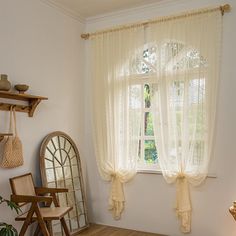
top-left (6, 202), bottom-right (21, 214)
top-left (9, 229), bottom-right (14, 236)
top-left (0, 223), bottom-right (17, 236)
top-left (0, 227), bottom-right (7, 236)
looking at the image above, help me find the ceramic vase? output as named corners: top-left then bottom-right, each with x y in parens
top-left (0, 74), bottom-right (11, 91)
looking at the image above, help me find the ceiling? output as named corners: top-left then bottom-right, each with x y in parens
top-left (43, 0), bottom-right (163, 19)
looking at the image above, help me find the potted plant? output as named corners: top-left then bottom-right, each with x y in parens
top-left (0, 195), bottom-right (20, 236)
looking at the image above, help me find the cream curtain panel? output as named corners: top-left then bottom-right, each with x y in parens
top-left (90, 28), bottom-right (144, 219)
top-left (148, 11), bottom-right (222, 233)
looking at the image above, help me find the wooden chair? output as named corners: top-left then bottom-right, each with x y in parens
top-left (9, 173), bottom-right (72, 236)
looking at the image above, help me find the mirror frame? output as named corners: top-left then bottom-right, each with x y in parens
top-left (40, 131), bottom-right (89, 235)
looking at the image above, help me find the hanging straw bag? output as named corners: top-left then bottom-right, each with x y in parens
top-left (0, 107), bottom-right (24, 168)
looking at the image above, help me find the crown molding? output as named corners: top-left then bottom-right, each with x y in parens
top-left (39, 0), bottom-right (220, 26)
top-left (39, 0), bottom-right (85, 23)
top-left (86, 0), bottom-right (195, 25)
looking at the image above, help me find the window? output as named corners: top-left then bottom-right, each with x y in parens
top-left (138, 83), bottom-right (158, 170)
top-left (130, 42), bottom-right (207, 171)
top-left (129, 46), bottom-right (159, 170)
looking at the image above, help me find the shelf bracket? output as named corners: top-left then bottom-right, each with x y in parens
top-left (29, 98), bottom-right (41, 117)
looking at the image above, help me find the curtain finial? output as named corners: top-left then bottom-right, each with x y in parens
top-left (81, 33), bottom-right (90, 40)
top-left (220, 4), bottom-right (231, 15)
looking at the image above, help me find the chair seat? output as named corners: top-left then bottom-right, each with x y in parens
top-left (16, 206), bottom-right (73, 221)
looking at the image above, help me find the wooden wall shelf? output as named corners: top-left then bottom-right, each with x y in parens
top-left (0, 91), bottom-right (48, 117)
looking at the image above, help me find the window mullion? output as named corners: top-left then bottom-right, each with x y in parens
top-left (141, 84), bottom-right (145, 166)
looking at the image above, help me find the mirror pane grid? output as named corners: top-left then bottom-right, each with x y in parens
top-left (41, 132), bottom-right (89, 235)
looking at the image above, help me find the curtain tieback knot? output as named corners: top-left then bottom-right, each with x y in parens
top-left (110, 172), bottom-right (117, 179)
top-left (109, 172), bottom-right (125, 220)
top-left (177, 173), bottom-right (186, 180)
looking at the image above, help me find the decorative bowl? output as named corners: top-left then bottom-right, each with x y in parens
top-left (14, 84), bottom-right (29, 94)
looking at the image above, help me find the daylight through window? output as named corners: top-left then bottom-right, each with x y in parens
top-left (129, 42), bottom-right (207, 171)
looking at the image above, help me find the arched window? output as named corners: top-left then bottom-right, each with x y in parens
top-left (129, 42), bottom-right (207, 171)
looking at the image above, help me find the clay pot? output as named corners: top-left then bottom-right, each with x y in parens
top-left (0, 74), bottom-right (11, 91)
top-left (14, 84), bottom-right (29, 94)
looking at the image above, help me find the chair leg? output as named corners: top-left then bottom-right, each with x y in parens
top-left (37, 219), bottom-right (50, 236)
top-left (60, 217), bottom-right (71, 236)
top-left (34, 205), bottom-right (50, 236)
top-left (46, 221), bottom-right (53, 236)
top-left (19, 205), bottom-right (35, 236)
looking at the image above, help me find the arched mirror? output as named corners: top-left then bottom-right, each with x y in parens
top-left (40, 131), bottom-right (89, 235)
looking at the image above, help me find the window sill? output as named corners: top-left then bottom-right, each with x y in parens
top-left (137, 169), bottom-right (217, 178)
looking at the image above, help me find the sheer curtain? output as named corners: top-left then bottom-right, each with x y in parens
top-left (90, 27), bottom-right (144, 219)
top-left (148, 12), bottom-right (222, 233)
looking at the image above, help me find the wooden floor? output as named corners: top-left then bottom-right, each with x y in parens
top-left (78, 224), bottom-right (167, 236)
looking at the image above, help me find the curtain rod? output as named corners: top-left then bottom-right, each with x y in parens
top-left (81, 4), bottom-right (230, 40)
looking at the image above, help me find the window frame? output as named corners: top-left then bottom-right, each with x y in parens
top-left (129, 43), bottom-right (209, 172)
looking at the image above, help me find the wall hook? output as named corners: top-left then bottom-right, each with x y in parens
top-left (0, 133), bottom-right (13, 142)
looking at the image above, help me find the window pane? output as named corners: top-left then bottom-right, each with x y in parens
top-left (46, 169), bottom-right (55, 182)
top-left (70, 217), bottom-right (78, 231)
top-left (192, 140), bottom-right (204, 165)
top-left (144, 140), bottom-right (158, 164)
top-left (173, 49), bottom-right (207, 70)
top-left (189, 78), bottom-right (205, 105)
top-left (132, 46), bottom-right (157, 74)
top-left (144, 112), bottom-right (154, 136)
top-left (144, 84), bottom-right (151, 108)
top-left (79, 214), bottom-right (86, 227)
top-left (144, 83), bottom-right (158, 108)
top-left (129, 85), bottom-right (141, 109)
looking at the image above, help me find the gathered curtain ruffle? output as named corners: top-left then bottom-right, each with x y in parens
top-left (108, 173), bottom-right (125, 219)
top-left (175, 173), bottom-right (192, 233)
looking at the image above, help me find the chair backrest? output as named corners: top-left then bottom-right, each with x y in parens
top-left (10, 173), bottom-right (36, 196)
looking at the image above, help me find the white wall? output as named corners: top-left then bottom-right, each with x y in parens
top-left (84, 0), bottom-right (236, 236)
top-left (1, 0), bottom-right (235, 235)
top-left (0, 0), bottom-right (85, 234)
